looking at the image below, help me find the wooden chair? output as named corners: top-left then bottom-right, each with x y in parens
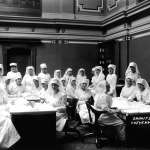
top-left (63, 98), bottom-right (82, 139)
top-left (86, 102), bottom-right (113, 148)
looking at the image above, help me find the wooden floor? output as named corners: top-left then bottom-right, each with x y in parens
top-left (9, 132), bottom-right (150, 150)
top-left (56, 133), bottom-right (150, 150)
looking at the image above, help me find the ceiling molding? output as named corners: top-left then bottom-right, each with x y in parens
top-left (77, 0), bottom-right (103, 13)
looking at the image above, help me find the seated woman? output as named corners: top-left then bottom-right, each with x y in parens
top-left (94, 81), bottom-right (125, 142)
top-left (54, 69), bottom-right (62, 81)
top-left (76, 68), bottom-right (87, 87)
top-left (66, 77), bottom-right (78, 118)
top-left (125, 62), bottom-right (140, 84)
top-left (22, 66), bottom-right (39, 95)
top-left (63, 68), bottom-right (73, 85)
top-left (47, 78), bottom-right (67, 132)
top-left (106, 64), bottom-right (117, 97)
top-left (60, 77), bottom-right (67, 93)
top-left (120, 75), bottom-right (136, 99)
top-left (0, 64), bottom-right (6, 91)
top-left (129, 78), bottom-right (150, 104)
top-left (39, 78), bottom-right (49, 102)
top-left (0, 88), bottom-right (20, 149)
top-left (7, 74), bottom-right (24, 98)
top-left (76, 78), bottom-right (92, 124)
top-left (66, 77), bottom-right (77, 99)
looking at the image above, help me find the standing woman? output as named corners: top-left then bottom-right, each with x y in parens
top-left (6, 63), bottom-right (22, 94)
top-left (91, 66), bottom-right (105, 86)
top-left (38, 63), bottom-right (51, 86)
top-left (125, 62), bottom-right (140, 83)
top-left (22, 66), bottom-right (38, 94)
top-left (0, 64), bottom-right (7, 93)
top-left (66, 76), bottom-right (77, 99)
top-left (76, 68), bottom-right (87, 87)
top-left (54, 69), bottom-right (62, 81)
top-left (106, 64), bottom-right (117, 97)
top-left (47, 78), bottom-right (67, 131)
top-left (76, 78), bottom-right (92, 124)
top-left (63, 68), bottom-right (73, 85)
top-left (90, 66), bottom-right (105, 96)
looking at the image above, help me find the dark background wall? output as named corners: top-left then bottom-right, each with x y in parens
top-left (116, 35), bottom-right (150, 82)
top-left (129, 36), bottom-right (150, 82)
top-left (36, 43), bottom-right (100, 79)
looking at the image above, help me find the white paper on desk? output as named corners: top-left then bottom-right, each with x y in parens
top-left (9, 104), bottom-right (33, 113)
top-left (33, 103), bottom-right (56, 111)
top-left (112, 97), bottom-right (129, 109)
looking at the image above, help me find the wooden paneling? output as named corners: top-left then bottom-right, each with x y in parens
top-left (0, 0), bottom-right (41, 16)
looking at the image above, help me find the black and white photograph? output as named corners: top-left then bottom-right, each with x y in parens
top-left (0, 0), bottom-right (149, 150)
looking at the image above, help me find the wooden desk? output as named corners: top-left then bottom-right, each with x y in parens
top-left (10, 110), bottom-right (56, 150)
top-left (120, 112), bottom-right (150, 147)
top-left (112, 98), bottom-right (150, 147)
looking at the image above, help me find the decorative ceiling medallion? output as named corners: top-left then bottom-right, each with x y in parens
top-left (107, 0), bottom-right (120, 11)
top-left (77, 0), bottom-right (103, 13)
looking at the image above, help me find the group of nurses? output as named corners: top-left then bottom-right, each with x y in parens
top-left (120, 62), bottom-right (150, 104)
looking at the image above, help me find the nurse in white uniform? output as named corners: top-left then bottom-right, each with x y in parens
top-left (22, 66), bottom-right (38, 94)
top-left (0, 64), bottom-right (6, 90)
top-left (47, 78), bottom-right (67, 131)
top-left (38, 63), bottom-right (51, 87)
top-left (120, 75), bottom-right (136, 99)
top-left (76, 78), bottom-right (92, 124)
top-left (76, 68), bottom-right (87, 87)
top-left (54, 70), bottom-right (61, 81)
top-left (6, 63), bottom-right (22, 95)
top-left (90, 66), bottom-right (105, 96)
top-left (129, 78), bottom-right (150, 104)
top-left (125, 62), bottom-right (140, 84)
top-left (94, 81), bottom-right (125, 142)
top-left (63, 68), bottom-right (73, 85)
top-left (106, 64), bottom-right (117, 97)
top-left (0, 89), bottom-right (20, 149)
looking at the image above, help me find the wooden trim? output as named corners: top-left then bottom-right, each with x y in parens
top-left (31, 48), bottom-right (37, 73)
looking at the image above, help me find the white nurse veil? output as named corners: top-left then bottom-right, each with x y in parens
top-left (0, 64), bottom-right (4, 76)
top-left (125, 62), bottom-right (140, 76)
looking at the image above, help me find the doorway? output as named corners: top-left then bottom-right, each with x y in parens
top-left (7, 48), bottom-right (31, 76)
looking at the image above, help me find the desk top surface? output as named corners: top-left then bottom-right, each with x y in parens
top-left (112, 97), bottom-right (150, 115)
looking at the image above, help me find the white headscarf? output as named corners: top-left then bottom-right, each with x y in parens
top-left (79, 78), bottom-right (89, 88)
top-left (77, 68), bottom-right (86, 77)
top-left (64, 68), bottom-right (72, 76)
top-left (93, 66), bottom-right (105, 82)
top-left (108, 64), bottom-right (116, 74)
top-left (63, 68), bottom-right (73, 84)
top-left (41, 78), bottom-right (49, 85)
top-left (66, 76), bottom-right (76, 90)
top-left (76, 68), bottom-right (87, 85)
top-left (48, 78), bottom-right (62, 95)
top-left (125, 62), bottom-right (140, 76)
top-left (136, 78), bottom-right (149, 90)
top-left (0, 64), bottom-right (4, 76)
top-left (125, 75), bottom-right (135, 86)
top-left (25, 66), bottom-right (35, 76)
top-left (66, 76), bottom-right (76, 98)
top-left (40, 63), bottom-right (47, 69)
top-left (54, 70), bottom-right (61, 79)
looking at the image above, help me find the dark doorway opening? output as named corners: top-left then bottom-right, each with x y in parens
top-left (7, 48), bottom-right (31, 76)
